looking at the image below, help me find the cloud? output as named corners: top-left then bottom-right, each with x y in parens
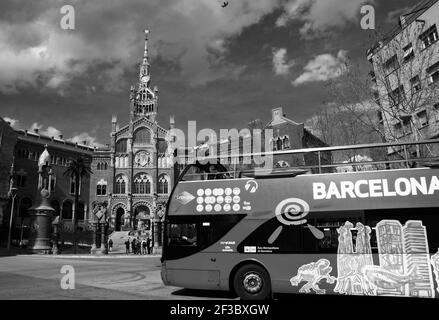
top-left (276, 0), bottom-right (374, 38)
top-left (0, 0), bottom-right (374, 92)
top-left (293, 50), bottom-right (348, 86)
top-left (27, 121), bottom-right (103, 147)
top-left (3, 116), bottom-right (19, 128)
top-left (29, 122), bottom-right (43, 132)
top-left (385, 6), bottom-right (415, 25)
top-left (0, 0), bottom-right (286, 93)
top-left (29, 122), bottom-right (63, 137)
top-left (43, 126), bottom-right (62, 138)
top-left (276, 0), bottom-right (310, 27)
top-left (69, 132), bottom-right (105, 148)
top-left (272, 48), bottom-right (295, 76)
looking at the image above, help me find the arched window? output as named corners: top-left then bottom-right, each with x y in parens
top-left (115, 175), bottom-right (127, 194)
top-left (19, 198), bottom-right (32, 217)
top-left (124, 156), bottom-right (129, 168)
top-left (62, 201), bottom-right (73, 220)
top-left (96, 179), bottom-right (107, 196)
top-left (134, 174), bottom-right (152, 194)
top-left (16, 169), bottom-right (27, 188)
top-left (283, 136), bottom-right (290, 149)
top-left (115, 139), bottom-right (127, 153)
top-left (276, 137), bottom-right (283, 151)
top-left (97, 163), bottom-right (101, 170)
top-left (133, 128), bottom-right (151, 144)
top-left (158, 175), bottom-right (169, 194)
top-left (104, 162), bottom-right (108, 170)
top-left (116, 156), bottom-right (128, 168)
top-left (51, 200), bottom-right (60, 217)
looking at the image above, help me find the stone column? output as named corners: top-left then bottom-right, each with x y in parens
top-left (90, 222), bottom-right (98, 254)
top-left (28, 189), bottom-right (55, 254)
top-left (100, 223), bottom-right (108, 254)
top-left (161, 217), bottom-right (165, 248)
top-left (52, 218), bottom-right (59, 255)
top-left (153, 218), bottom-right (160, 254)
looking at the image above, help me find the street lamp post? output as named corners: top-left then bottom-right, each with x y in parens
top-left (153, 119), bottom-right (161, 253)
top-left (7, 187), bottom-right (18, 251)
top-left (153, 192), bottom-right (159, 253)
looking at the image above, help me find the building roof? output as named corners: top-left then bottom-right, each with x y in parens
top-left (265, 107), bottom-right (302, 128)
top-left (16, 129), bottom-right (95, 154)
top-left (368, 0), bottom-right (439, 55)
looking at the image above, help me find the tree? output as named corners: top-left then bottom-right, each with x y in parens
top-left (328, 21), bottom-right (439, 161)
top-left (64, 156), bottom-right (92, 254)
top-left (306, 104), bottom-right (384, 171)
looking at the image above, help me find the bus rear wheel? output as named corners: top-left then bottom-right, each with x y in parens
top-left (233, 264), bottom-right (271, 300)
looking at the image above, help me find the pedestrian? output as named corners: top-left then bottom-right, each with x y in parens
top-left (125, 239), bottom-right (130, 254)
top-left (141, 238), bottom-right (147, 255)
top-left (108, 238), bottom-right (113, 252)
top-left (131, 238), bottom-right (137, 255)
top-left (136, 238), bottom-right (141, 255)
top-left (146, 236), bottom-right (152, 255)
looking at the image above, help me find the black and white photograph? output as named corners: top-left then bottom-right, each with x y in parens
top-left (0, 0), bottom-right (439, 316)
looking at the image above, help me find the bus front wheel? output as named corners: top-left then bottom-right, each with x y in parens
top-left (233, 264), bottom-right (271, 300)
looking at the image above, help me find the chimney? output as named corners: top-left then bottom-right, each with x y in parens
top-left (83, 140), bottom-right (87, 145)
top-left (272, 107), bottom-right (284, 122)
top-left (6, 121), bottom-right (11, 126)
top-left (59, 134), bottom-right (63, 139)
top-left (111, 115), bottom-right (118, 132)
top-left (170, 115), bottom-right (175, 130)
top-left (399, 15), bottom-right (407, 28)
top-left (33, 128), bottom-right (39, 134)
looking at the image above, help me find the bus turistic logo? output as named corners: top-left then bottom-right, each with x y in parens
top-left (176, 191), bottom-right (195, 205)
top-left (269, 198), bottom-right (323, 244)
top-left (275, 198), bottom-right (310, 226)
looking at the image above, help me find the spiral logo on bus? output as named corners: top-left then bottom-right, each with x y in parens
top-left (274, 198), bottom-right (310, 226)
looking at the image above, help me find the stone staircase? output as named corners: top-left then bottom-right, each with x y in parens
top-left (108, 231), bottom-right (131, 253)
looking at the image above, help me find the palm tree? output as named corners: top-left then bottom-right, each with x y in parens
top-left (64, 156), bottom-right (92, 254)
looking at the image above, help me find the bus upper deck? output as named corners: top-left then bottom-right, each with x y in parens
top-left (174, 139), bottom-right (439, 182)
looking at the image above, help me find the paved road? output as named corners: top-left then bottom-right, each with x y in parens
top-left (0, 255), bottom-right (236, 300)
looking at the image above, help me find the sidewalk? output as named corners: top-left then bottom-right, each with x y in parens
top-left (0, 246), bottom-right (161, 259)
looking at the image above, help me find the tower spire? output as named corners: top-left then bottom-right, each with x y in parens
top-left (143, 29), bottom-right (149, 65)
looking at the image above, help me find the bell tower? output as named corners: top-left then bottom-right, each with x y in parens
top-left (130, 29), bottom-right (158, 122)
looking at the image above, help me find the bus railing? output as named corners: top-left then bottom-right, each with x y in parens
top-left (175, 139), bottom-right (439, 179)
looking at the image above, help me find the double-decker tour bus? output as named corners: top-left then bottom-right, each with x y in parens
top-left (161, 140), bottom-right (439, 300)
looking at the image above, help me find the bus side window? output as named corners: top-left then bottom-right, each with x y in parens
top-left (180, 165), bottom-right (203, 181)
top-left (168, 223), bottom-right (197, 247)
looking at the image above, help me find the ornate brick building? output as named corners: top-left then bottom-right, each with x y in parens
top-left (0, 30), bottom-right (173, 246)
top-left (0, 124), bottom-right (95, 244)
top-left (88, 30), bottom-right (173, 234)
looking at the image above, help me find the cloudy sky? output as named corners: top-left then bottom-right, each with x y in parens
top-left (0, 0), bottom-right (420, 147)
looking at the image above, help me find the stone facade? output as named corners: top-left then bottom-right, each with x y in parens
top-left (11, 131), bottom-right (93, 225)
top-left (0, 117), bottom-right (17, 228)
